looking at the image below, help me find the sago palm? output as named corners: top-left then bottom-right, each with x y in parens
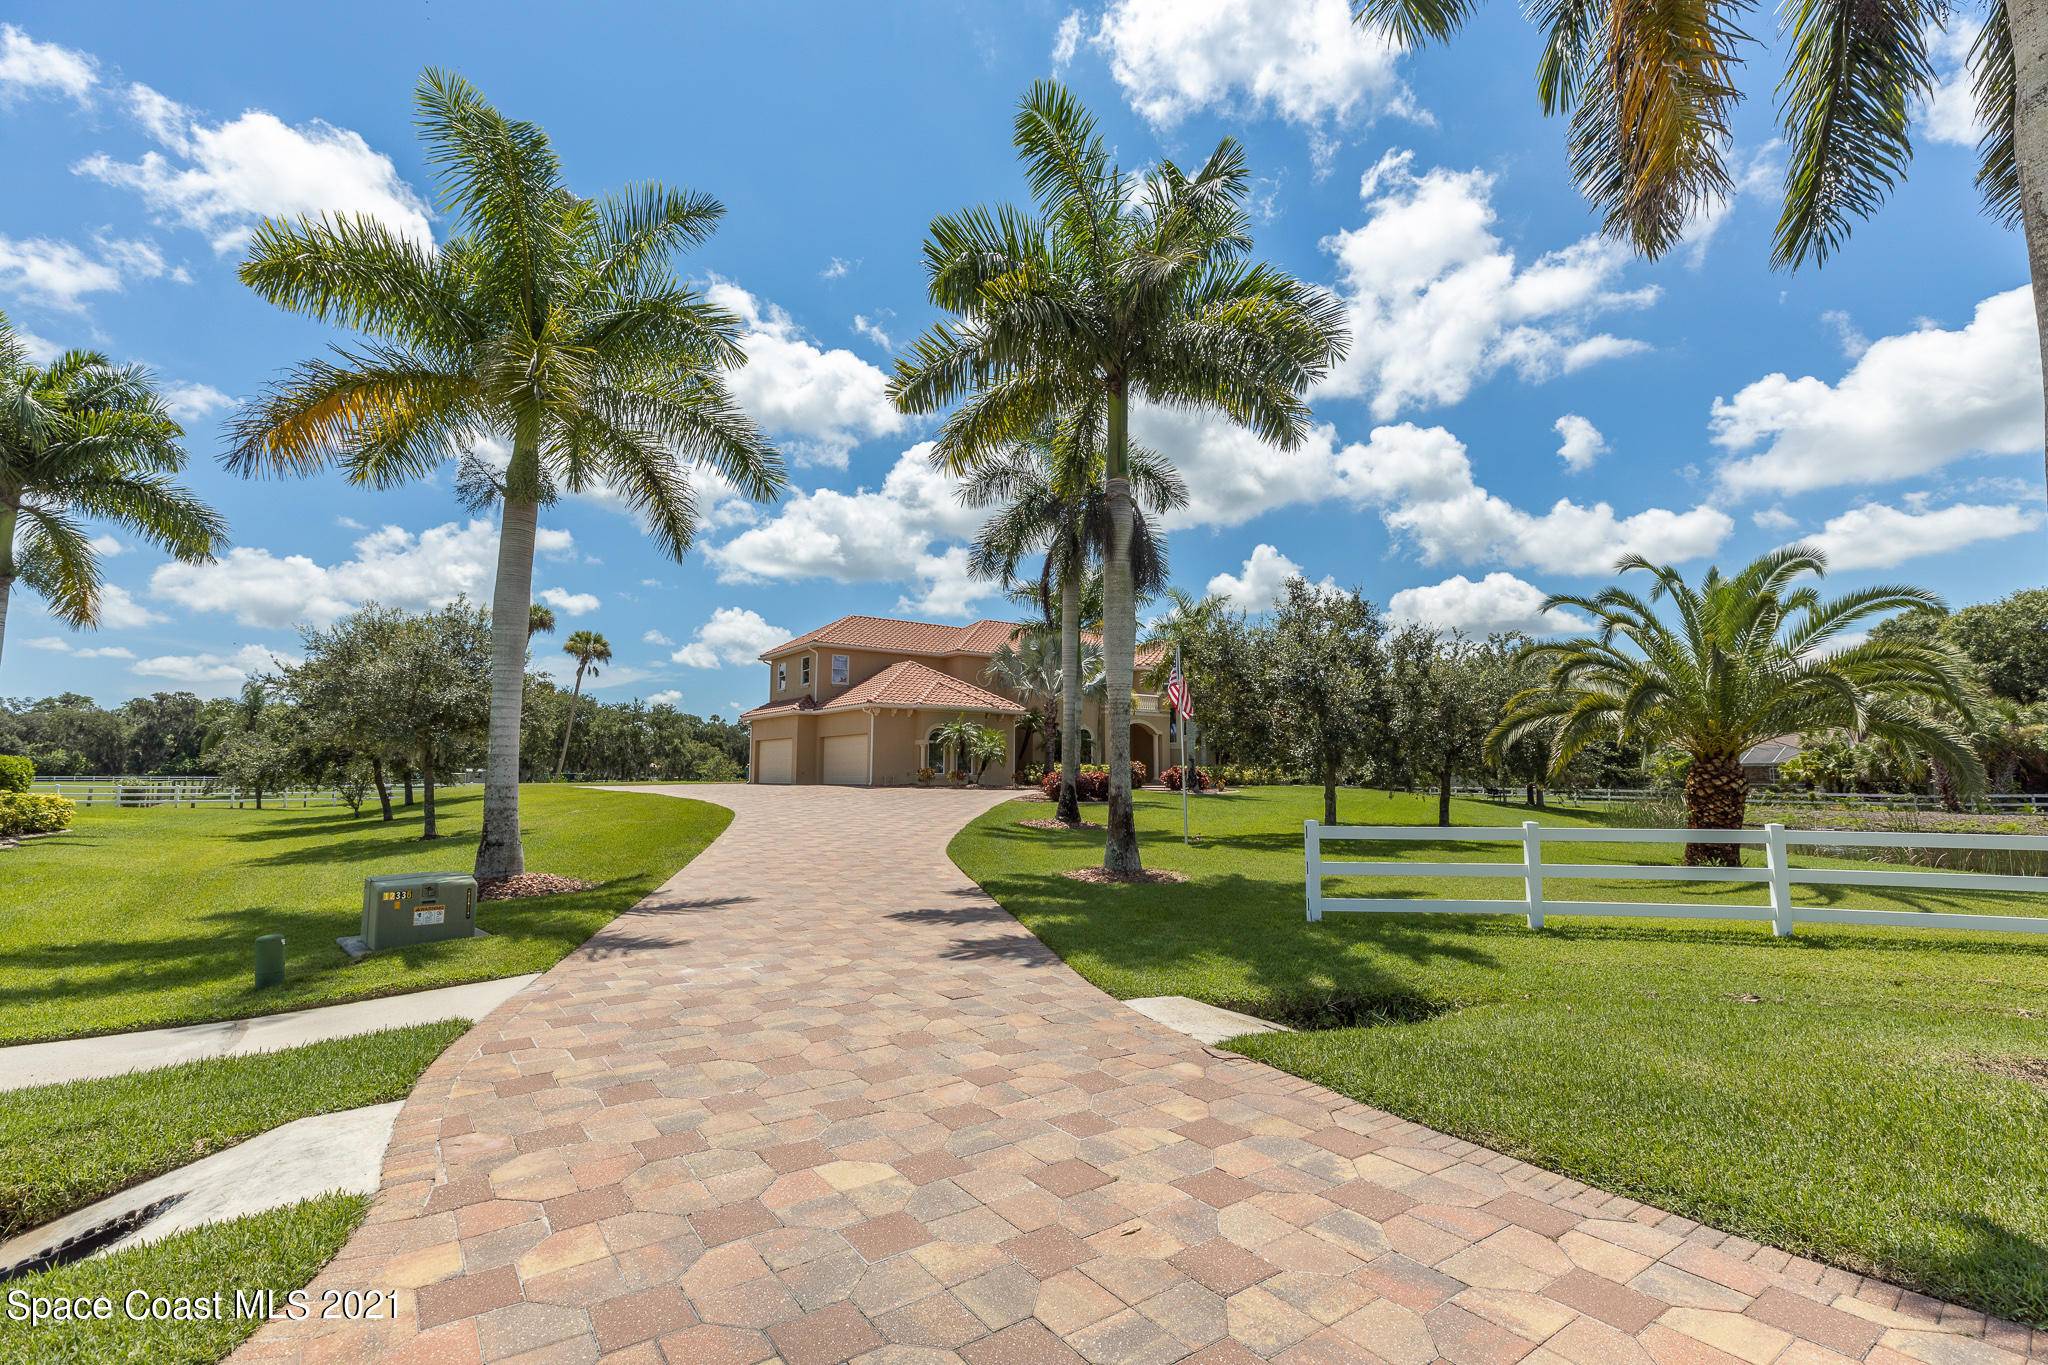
top-left (554, 629), bottom-right (612, 778)
top-left (228, 70), bottom-right (783, 877)
top-left (0, 315), bottom-right (224, 666)
top-left (1489, 547), bottom-right (1983, 864)
top-left (891, 80), bottom-right (1347, 874)
top-left (964, 414), bottom-right (1185, 824)
top-left (1352, 0), bottom-right (2048, 494)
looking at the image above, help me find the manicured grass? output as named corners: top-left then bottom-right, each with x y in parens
top-left (0, 1193), bottom-right (368, 1365)
top-left (0, 1021), bottom-right (470, 1238)
top-left (0, 785), bottom-right (729, 1044)
top-left (951, 786), bottom-right (2048, 1327)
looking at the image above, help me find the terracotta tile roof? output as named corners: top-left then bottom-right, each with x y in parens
top-left (737, 696), bottom-right (818, 720)
top-left (1081, 629), bottom-right (1167, 671)
top-left (823, 660), bottom-right (1024, 714)
top-left (759, 614), bottom-right (1029, 661)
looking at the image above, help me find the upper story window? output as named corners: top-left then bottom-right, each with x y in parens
top-left (831, 654), bottom-right (849, 685)
top-left (776, 663), bottom-right (787, 692)
top-left (800, 656), bottom-right (812, 687)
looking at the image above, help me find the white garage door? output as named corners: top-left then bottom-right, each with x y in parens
top-left (821, 734), bottom-right (869, 785)
top-left (755, 738), bottom-right (793, 784)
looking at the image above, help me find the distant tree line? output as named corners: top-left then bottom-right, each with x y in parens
top-left (1, 600), bottom-right (747, 839)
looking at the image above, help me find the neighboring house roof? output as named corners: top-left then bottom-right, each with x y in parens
top-left (760, 614), bottom-right (1027, 661)
top-left (1740, 734), bottom-right (1803, 766)
top-left (829, 660), bottom-right (1024, 714)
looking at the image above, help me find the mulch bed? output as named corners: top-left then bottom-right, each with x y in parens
top-left (478, 872), bottom-right (596, 901)
top-left (1019, 818), bottom-right (1106, 831)
top-left (1062, 867), bottom-right (1189, 886)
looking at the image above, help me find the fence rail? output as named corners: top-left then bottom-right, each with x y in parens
top-left (29, 777), bottom-right (350, 809)
top-left (1448, 785), bottom-right (2048, 813)
top-left (1303, 820), bottom-right (2048, 938)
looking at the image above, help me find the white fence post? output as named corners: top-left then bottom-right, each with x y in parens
top-left (1521, 820), bottom-right (1545, 929)
top-left (1763, 822), bottom-right (1793, 938)
top-left (1305, 819), bottom-right (1322, 922)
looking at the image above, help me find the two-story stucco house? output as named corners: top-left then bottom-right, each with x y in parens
top-left (740, 614), bottom-right (1169, 786)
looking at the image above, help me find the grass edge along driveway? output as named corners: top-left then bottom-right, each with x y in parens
top-left (0, 784), bottom-right (731, 1045)
top-left (949, 786), bottom-right (2048, 1329)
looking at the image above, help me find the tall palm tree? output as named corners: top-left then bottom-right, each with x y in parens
top-left (0, 316), bottom-right (224, 666)
top-left (1488, 547), bottom-right (1983, 865)
top-left (1351, 0), bottom-right (2048, 497)
top-left (228, 70), bottom-right (783, 878)
top-left (553, 629), bottom-right (611, 778)
top-left (965, 415), bottom-right (1186, 824)
top-left (891, 80), bottom-right (1347, 874)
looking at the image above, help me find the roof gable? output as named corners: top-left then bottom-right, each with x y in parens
top-left (825, 660), bottom-right (1023, 714)
top-left (759, 614), bottom-right (1027, 661)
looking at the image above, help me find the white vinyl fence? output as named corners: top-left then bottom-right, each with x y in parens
top-left (1304, 820), bottom-right (2048, 938)
top-left (1451, 785), bottom-right (2048, 814)
top-left (30, 777), bottom-right (350, 809)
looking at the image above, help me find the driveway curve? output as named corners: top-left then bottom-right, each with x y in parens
top-left (237, 784), bottom-right (2044, 1365)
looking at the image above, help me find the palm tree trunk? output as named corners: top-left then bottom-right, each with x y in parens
top-left (0, 502), bottom-right (16, 669)
top-left (476, 475), bottom-right (540, 880)
top-left (554, 663), bottom-right (587, 778)
top-left (1058, 559), bottom-right (1083, 826)
top-left (1102, 386), bottom-right (1141, 875)
top-left (1682, 752), bottom-right (1747, 866)
top-left (2010, 0), bottom-right (2048, 513)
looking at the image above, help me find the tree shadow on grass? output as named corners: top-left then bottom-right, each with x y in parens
top-left (1910, 1212), bottom-right (2048, 1330)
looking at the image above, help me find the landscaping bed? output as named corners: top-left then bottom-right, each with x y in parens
top-left (0, 785), bottom-right (730, 1044)
top-left (950, 785), bottom-right (2048, 1328)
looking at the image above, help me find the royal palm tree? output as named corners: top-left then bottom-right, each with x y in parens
top-left (0, 316), bottom-right (223, 666)
top-left (228, 70), bottom-right (783, 877)
top-left (1488, 547), bottom-right (1983, 864)
top-left (1351, 0), bottom-right (2048, 492)
top-left (553, 630), bottom-right (611, 778)
top-left (965, 415), bottom-right (1185, 823)
top-left (891, 80), bottom-right (1347, 874)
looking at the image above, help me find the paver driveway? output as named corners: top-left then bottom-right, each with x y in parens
top-left (238, 785), bottom-right (2045, 1365)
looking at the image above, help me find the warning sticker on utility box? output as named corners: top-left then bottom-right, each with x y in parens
top-left (413, 904), bottom-right (446, 926)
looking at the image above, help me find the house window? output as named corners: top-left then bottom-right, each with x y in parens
top-left (925, 728), bottom-right (951, 773)
top-left (776, 663), bottom-right (787, 692)
top-left (831, 654), bottom-right (849, 685)
top-left (1079, 728), bottom-right (1096, 763)
top-left (800, 656), bottom-right (812, 687)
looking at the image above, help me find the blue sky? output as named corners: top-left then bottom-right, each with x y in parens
top-left (1, 0), bottom-right (2034, 717)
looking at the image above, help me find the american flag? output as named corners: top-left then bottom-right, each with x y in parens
top-left (1165, 658), bottom-right (1193, 722)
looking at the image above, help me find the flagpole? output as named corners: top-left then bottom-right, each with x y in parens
top-left (1177, 643), bottom-right (1190, 844)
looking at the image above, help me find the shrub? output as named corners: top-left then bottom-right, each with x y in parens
top-left (0, 792), bottom-right (75, 837)
top-left (1162, 765), bottom-right (1217, 792)
top-left (1214, 763), bottom-right (1295, 787)
top-left (0, 755), bottom-right (31, 794)
top-left (1037, 762), bottom-right (1149, 802)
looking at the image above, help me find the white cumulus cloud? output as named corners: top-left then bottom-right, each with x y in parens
top-left (1713, 287), bottom-right (2042, 495)
top-left (647, 689), bottom-right (684, 706)
top-left (1804, 500), bottom-right (2041, 570)
top-left (537, 587), bottom-right (599, 615)
top-left (673, 607), bottom-right (790, 667)
top-left (1320, 151), bottom-right (1655, 419)
top-left (0, 24), bottom-right (96, 104)
top-left (1553, 414), bottom-right (1607, 472)
top-left (151, 519), bottom-right (572, 628)
top-left (1207, 544), bottom-right (1310, 612)
top-left (705, 279), bottom-right (905, 468)
top-left (1387, 572), bottom-right (1580, 636)
top-left (130, 643), bottom-right (287, 694)
top-left (77, 82), bottom-right (433, 252)
top-left (162, 380), bottom-right (233, 422)
top-left (0, 233), bottom-right (172, 311)
top-left (1091, 0), bottom-right (1413, 142)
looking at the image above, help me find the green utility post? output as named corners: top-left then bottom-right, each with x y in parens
top-left (254, 933), bottom-right (286, 989)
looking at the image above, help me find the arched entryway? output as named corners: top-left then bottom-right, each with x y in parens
top-left (1131, 724), bottom-right (1160, 780)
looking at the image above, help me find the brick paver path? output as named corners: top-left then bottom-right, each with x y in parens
top-left (238, 785), bottom-right (2045, 1365)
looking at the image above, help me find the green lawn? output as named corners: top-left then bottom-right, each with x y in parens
top-left (0, 1194), bottom-right (369, 1365)
top-left (1, 1022), bottom-right (470, 1238)
top-left (950, 786), bottom-right (2048, 1328)
top-left (0, 784), bottom-right (729, 1044)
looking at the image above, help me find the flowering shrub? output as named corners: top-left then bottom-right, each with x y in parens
top-left (1038, 762), bottom-right (1148, 801)
top-left (0, 792), bottom-right (74, 836)
top-left (916, 767), bottom-right (937, 785)
top-left (1162, 765), bottom-right (1217, 792)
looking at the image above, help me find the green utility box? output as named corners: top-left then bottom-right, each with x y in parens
top-left (360, 873), bottom-right (480, 951)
